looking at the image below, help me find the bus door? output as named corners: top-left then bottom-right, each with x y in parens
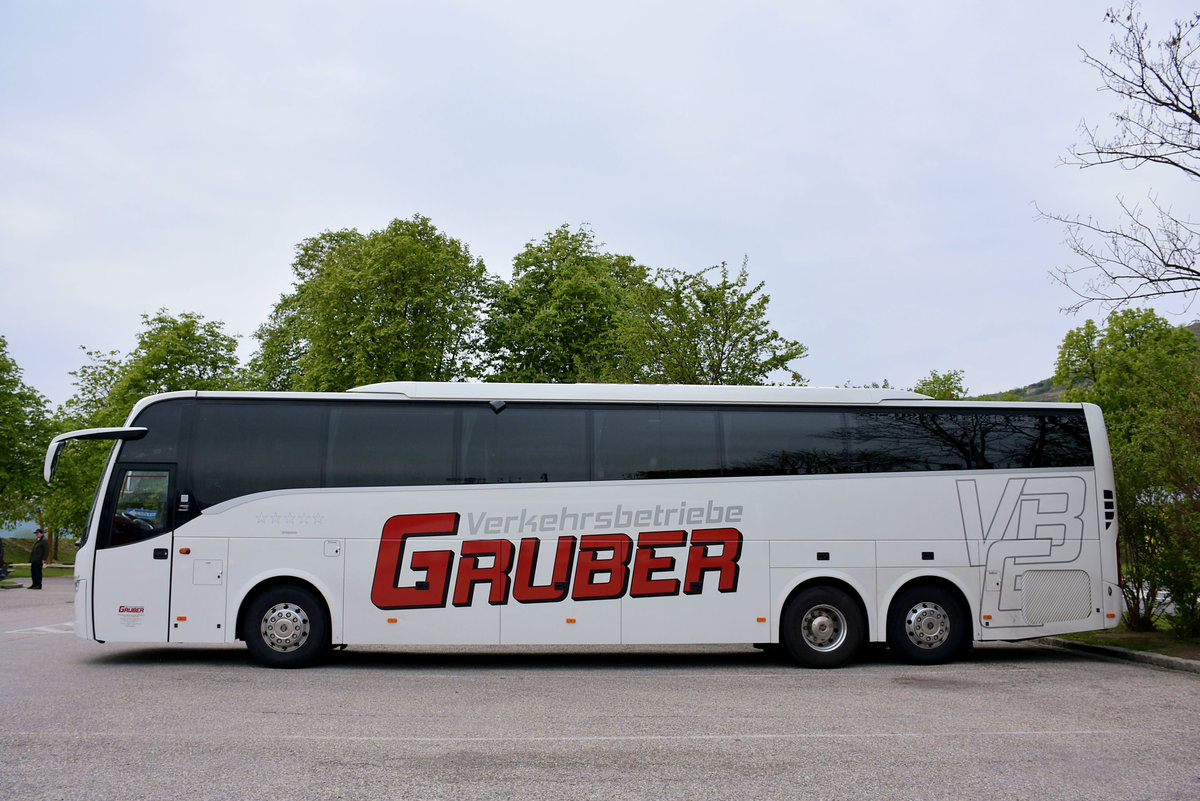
top-left (92, 464), bottom-right (175, 643)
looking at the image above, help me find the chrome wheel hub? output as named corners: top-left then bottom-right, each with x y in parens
top-left (904, 601), bottom-right (950, 649)
top-left (261, 602), bottom-right (310, 653)
top-left (801, 605), bottom-right (847, 652)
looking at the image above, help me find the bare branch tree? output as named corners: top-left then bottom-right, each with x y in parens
top-left (1043, 1), bottom-right (1200, 311)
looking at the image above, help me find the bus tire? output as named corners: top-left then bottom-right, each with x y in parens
top-left (780, 586), bottom-right (864, 668)
top-left (242, 585), bottom-right (330, 669)
top-left (887, 585), bottom-right (966, 665)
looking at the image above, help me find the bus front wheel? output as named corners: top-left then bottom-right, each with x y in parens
top-left (242, 585), bottom-right (330, 669)
top-left (781, 586), bottom-right (865, 668)
top-left (887, 585), bottom-right (966, 665)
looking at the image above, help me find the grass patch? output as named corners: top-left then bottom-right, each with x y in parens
top-left (2, 537), bottom-right (77, 566)
top-left (1059, 624), bottom-right (1200, 661)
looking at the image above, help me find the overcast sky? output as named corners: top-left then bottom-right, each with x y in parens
top-left (3, 1), bottom-right (1198, 407)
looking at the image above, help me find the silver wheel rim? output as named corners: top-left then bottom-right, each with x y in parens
top-left (904, 601), bottom-right (950, 649)
top-left (260, 602), bottom-right (311, 653)
top-left (801, 604), bottom-right (847, 652)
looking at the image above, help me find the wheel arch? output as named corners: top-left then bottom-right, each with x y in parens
top-left (776, 573), bottom-right (872, 645)
top-left (234, 574), bottom-right (334, 643)
top-left (880, 572), bottom-right (977, 643)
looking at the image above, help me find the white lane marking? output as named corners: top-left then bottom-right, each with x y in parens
top-left (266, 728), bottom-right (1152, 743)
top-left (5, 621), bottom-right (74, 635)
top-left (3, 727), bottom-right (1184, 744)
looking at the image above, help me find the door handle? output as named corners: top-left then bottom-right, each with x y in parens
top-left (153, 548), bottom-right (169, 560)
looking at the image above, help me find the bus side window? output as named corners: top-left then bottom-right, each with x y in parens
top-left (594, 406), bottom-right (720, 481)
top-left (189, 402), bottom-right (325, 508)
top-left (109, 468), bottom-right (172, 547)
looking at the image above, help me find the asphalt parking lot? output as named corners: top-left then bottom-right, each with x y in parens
top-left (2, 576), bottom-right (1198, 801)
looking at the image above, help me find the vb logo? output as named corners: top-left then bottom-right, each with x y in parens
top-left (957, 476), bottom-right (1087, 616)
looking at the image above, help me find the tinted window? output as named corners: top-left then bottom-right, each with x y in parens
top-left (461, 404), bottom-right (588, 483)
top-left (723, 408), bottom-right (850, 475)
top-left (190, 402), bottom-right (325, 507)
top-left (328, 403), bottom-right (456, 486)
top-left (974, 411), bottom-right (1093, 469)
top-left (850, 409), bottom-right (1094, 472)
top-left (851, 411), bottom-right (974, 472)
top-left (122, 400), bottom-right (184, 462)
top-left (180, 399), bottom-right (1093, 507)
top-left (594, 407), bottom-right (721, 480)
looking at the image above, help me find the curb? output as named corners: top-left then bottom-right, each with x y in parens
top-left (1040, 637), bottom-right (1200, 675)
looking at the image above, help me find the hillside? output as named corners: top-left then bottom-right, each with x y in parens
top-left (974, 320), bottom-right (1200, 402)
top-left (974, 378), bottom-right (1063, 403)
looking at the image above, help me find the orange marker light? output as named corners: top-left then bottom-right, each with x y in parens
top-left (176, 616), bottom-right (187, 621)
top-left (387, 618), bottom-right (398, 624)
top-left (982, 614), bottom-right (993, 620)
top-left (757, 617), bottom-right (767, 623)
top-left (179, 547), bottom-right (191, 555)
top-left (1107, 613), bottom-right (1117, 619)
top-left (566, 618), bottom-right (577, 624)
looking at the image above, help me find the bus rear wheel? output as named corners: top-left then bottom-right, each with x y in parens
top-left (887, 585), bottom-right (966, 665)
top-left (243, 585), bottom-right (330, 669)
top-left (781, 586), bottom-right (864, 668)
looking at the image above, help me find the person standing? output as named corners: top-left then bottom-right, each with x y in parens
top-left (28, 528), bottom-right (48, 589)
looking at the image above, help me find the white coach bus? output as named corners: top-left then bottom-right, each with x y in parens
top-left (44, 382), bottom-right (1121, 669)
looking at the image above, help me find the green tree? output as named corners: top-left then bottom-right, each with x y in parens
top-left (911, 369), bottom-right (967, 400)
top-left (0, 335), bottom-right (50, 528)
top-left (1054, 308), bottom-right (1200, 632)
top-left (614, 261), bottom-right (807, 385)
top-left (483, 224), bottom-right (648, 382)
top-left (250, 216), bottom-right (493, 391)
top-left (43, 311), bottom-right (242, 540)
top-left (1153, 385), bottom-right (1200, 635)
top-left (246, 293), bottom-right (305, 392)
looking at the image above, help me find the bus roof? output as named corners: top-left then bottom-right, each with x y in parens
top-left (348, 381), bottom-right (928, 404)
top-left (123, 384), bottom-right (1096, 420)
